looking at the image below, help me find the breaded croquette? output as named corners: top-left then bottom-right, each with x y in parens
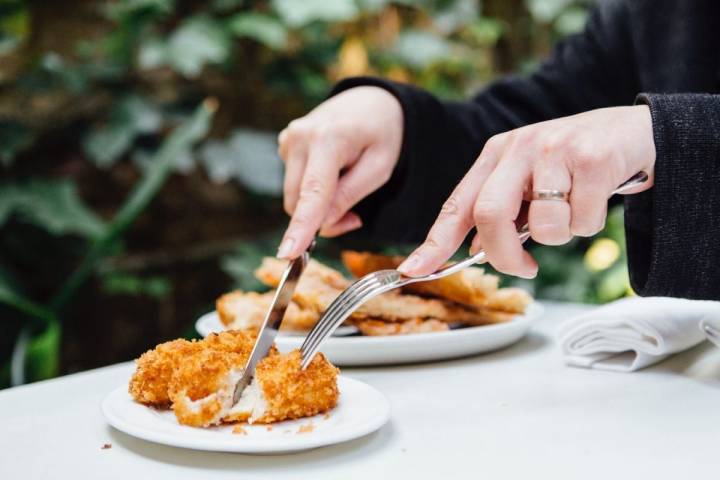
top-left (128, 339), bottom-right (203, 407)
top-left (129, 331), bottom-right (340, 427)
top-left (229, 350), bottom-right (339, 424)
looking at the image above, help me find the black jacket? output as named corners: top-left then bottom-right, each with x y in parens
top-left (331, 0), bottom-right (720, 301)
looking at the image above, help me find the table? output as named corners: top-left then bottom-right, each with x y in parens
top-left (1, 302), bottom-right (719, 479)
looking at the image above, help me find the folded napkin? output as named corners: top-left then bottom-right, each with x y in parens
top-left (700, 316), bottom-right (720, 348)
top-left (558, 297), bottom-right (720, 372)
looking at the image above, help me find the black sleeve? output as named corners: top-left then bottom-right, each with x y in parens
top-left (625, 93), bottom-right (720, 300)
top-left (330, 0), bottom-right (638, 244)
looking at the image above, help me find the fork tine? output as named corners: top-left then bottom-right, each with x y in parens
top-left (300, 275), bottom-right (383, 353)
top-left (301, 275), bottom-right (393, 368)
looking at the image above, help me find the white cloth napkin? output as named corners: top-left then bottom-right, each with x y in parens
top-left (558, 296), bottom-right (720, 372)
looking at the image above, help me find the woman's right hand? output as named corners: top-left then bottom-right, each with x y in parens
top-left (276, 86), bottom-right (404, 259)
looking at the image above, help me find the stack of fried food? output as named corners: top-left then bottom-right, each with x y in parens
top-left (129, 330), bottom-right (339, 427)
top-left (216, 251), bottom-right (532, 336)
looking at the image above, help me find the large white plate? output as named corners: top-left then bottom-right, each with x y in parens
top-left (196, 302), bottom-right (543, 366)
top-left (102, 376), bottom-right (390, 454)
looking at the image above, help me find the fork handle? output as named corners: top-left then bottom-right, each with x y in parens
top-left (417, 171), bottom-right (648, 282)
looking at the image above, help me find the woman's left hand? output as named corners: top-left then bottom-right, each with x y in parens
top-left (397, 105), bottom-right (656, 279)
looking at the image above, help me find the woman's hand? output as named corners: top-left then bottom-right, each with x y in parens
top-left (397, 105), bottom-right (656, 278)
top-left (276, 86), bottom-right (403, 259)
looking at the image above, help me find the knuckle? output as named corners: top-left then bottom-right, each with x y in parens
top-left (473, 200), bottom-right (504, 226)
top-left (335, 185), bottom-right (355, 209)
top-left (438, 195), bottom-right (460, 219)
top-left (300, 175), bottom-right (326, 199)
top-left (290, 211), bottom-right (312, 227)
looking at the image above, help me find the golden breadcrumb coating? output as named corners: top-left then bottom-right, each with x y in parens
top-left (354, 318), bottom-right (449, 336)
top-left (249, 350), bottom-right (339, 424)
top-left (169, 349), bottom-right (246, 427)
top-left (128, 339), bottom-right (203, 407)
top-left (342, 250), bottom-right (500, 308)
top-left (216, 290), bottom-right (319, 331)
top-left (129, 331), bottom-right (339, 427)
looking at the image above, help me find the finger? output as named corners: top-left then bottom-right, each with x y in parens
top-left (569, 170), bottom-right (610, 237)
top-left (321, 147), bottom-right (392, 228)
top-left (319, 211), bottom-right (363, 237)
top-left (277, 140), bottom-right (342, 259)
top-left (282, 146), bottom-right (307, 215)
top-left (397, 138), bottom-right (505, 276)
top-left (528, 159), bottom-right (572, 245)
top-left (473, 148), bottom-right (537, 278)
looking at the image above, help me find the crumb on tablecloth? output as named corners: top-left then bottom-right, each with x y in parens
top-left (266, 426), bottom-right (273, 432)
top-left (101, 443), bottom-right (112, 450)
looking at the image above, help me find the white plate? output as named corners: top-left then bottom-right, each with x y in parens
top-left (195, 314), bottom-right (358, 338)
top-left (196, 302), bottom-right (543, 366)
top-left (102, 376), bottom-right (390, 454)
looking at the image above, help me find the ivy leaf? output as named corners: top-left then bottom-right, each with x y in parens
top-left (272, 0), bottom-right (358, 27)
top-left (24, 321), bottom-right (61, 382)
top-left (0, 179), bottom-right (106, 239)
top-left (228, 13), bottom-right (287, 50)
top-left (166, 16), bottom-right (231, 78)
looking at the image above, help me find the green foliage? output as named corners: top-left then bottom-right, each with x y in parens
top-left (0, 179), bottom-right (105, 239)
top-left (0, 0), bottom-right (599, 387)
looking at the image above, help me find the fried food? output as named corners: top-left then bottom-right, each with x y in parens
top-left (354, 318), bottom-right (449, 336)
top-left (482, 287), bottom-right (533, 313)
top-left (169, 348), bottom-right (246, 427)
top-left (129, 339), bottom-right (203, 407)
top-left (216, 290), bottom-right (319, 331)
top-left (228, 350), bottom-right (339, 424)
top-left (129, 330), bottom-right (339, 427)
top-left (255, 257), bottom-right (482, 323)
top-left (342, 250), bottom-right (500, 308)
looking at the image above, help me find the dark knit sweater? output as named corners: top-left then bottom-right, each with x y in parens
top-left (331, 0), bottom-right (720, 301)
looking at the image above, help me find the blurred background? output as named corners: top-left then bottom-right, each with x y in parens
top-left (0, 0), bottom-right (630, 389)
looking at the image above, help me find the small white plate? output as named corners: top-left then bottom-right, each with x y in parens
top-left (196, 302), bottom-right (543, 366)
top-left (102, 376), bottom-right (390, 454)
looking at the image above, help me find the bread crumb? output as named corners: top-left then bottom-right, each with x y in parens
top-left (324, 413), bottom-right (331, 420)
top-left (101, 443), bottom-right (112, 450)
top-left (297, 423), bottom-right (314, 434)
top-left (232, 425), bottom-right (247, 435)
top-left (266, 426), bottom-right (273, 432)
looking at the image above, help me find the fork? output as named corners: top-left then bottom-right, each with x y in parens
top-left (299, 171), bottom-right (649, 369)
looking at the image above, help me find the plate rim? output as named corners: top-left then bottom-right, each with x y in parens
top-left (102, 376), bottom-right (391, 454)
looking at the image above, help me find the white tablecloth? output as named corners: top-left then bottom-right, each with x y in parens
top-left (1, 302), bottom-right (719, 479)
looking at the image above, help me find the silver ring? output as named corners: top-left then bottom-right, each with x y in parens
top-left (531, 189), bottom-right (569, 201)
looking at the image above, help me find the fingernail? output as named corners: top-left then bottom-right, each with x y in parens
top-left (519, 269), bottom-right (538, 279)
top-left (277, 238), bottom-right (295, 259)
top-left (397, 254), bottom-right (421, 275)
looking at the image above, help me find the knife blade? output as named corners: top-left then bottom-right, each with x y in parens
top-left (232, 249), bottom-right (310, 404)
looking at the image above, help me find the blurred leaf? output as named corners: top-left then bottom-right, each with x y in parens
top-left (25, 321), bottom-right (61, 382)
top-left (83, 95), bottom-right (162, 168)
top-left (0, 179), bottom-right (105, 239)
top-left (465, 18), bottom-right (504, 46)
top-left (0, 120), bottom-right (33, 167)
top-left (228, 12), bottom-right (287, 50)
top-left (199, 128), bottom-right (283, 195)
top-left (166, 16), bottom-right (231, 78)
top-left (432, 0), bottom-right (479, 34)
top-left (0, 0), bottom-right (28, 55)
top-left (554, 7), bottom-right (588, 35)
top-left (393, 30), bottom-right (452, 68)
top-left (104, 0), bottom-right (175, 20)
top-left (525, 0), bottom-right (575, 23)
top-left (272, 0), bottom-right (358, 27)
top-left (597, 263), bottom-right (630, 302)
top-left (51, 99), bottom-right (216, 311)
top-left (221, 244), bottom-right (270, 292)
top-left (102, 273), bottom-right (171, 300)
